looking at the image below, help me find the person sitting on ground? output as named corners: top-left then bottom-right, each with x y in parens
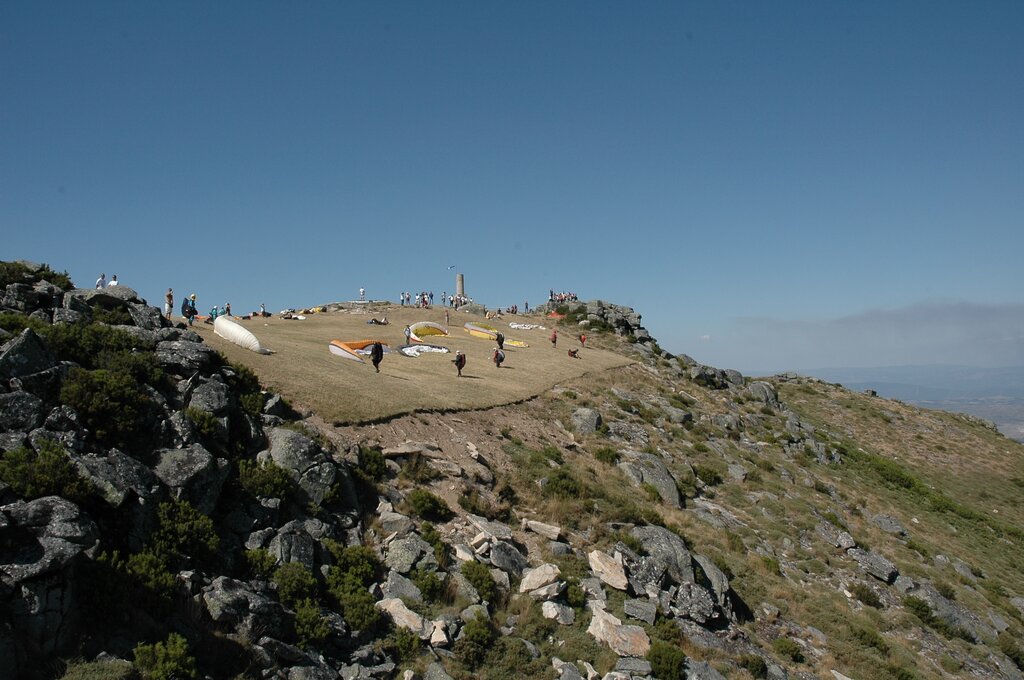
top-left (107, 274), bottom-right (119, 287)
top-left (568, 348), bottom-right (580, 359)
top-left (492, 347), bottom-right (505, 368)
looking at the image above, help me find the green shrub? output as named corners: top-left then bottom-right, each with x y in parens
top-left (849, 623), bottom-right (888, 654)
top-left (238, 458), bottom-right (295, 499)
top-left (0, 312), bottom-right (48, 334)
top-left (761, 556), bottom-right (782, 576)
top-left (850, 582), bottom-right (883, 609)
top-left (593, 446), bottom-right (620, 465)
top-left (641, 482), bottom-right (662, 502)
top-left (325, 543), bottom-right (384, 632)
top-left (245, 549), bottom-right (277, 579)
top-left (772, 637), bottom-right (804, 663)
top-left (357, 446), bottom-right (387, 482)
top-left (615, 531), bottom-right (646, 555)
top-left (405, 489), bottom-right (452, 521)
top-left (564, 578), bottom-right (586, 609)
top-left (185, 406), bottom-right (220, 440)
top-left (998, 632), bottom-right (1024, 671)
top-left (456, 613), bottom-right (495, 669)
top-left (692, 463), bottom-right (723, 486)
top-left (385, 626), bottom-right (422, 661)
top-left (60, 367), bottom-right (156, 453)
top-left (0, 261), bottom-right (72, 290)
top-left (273, 562), bottom-right (317, 608)
top-left (125, 550), bottom-right (177, 603)
top-left (647, 640), bottom-right (686, 680)
top-left (91, 305), bottom-right (134, 325)
top-left (133, 633), bottom-right (197, 680)
top-left (421, 522), bottom-right (450, 567)
top-left (294, 598), bottom-right (330, 649)
top-left (59, 659), bottom-right (135, 680)
top-left (460, 559), bottom-right (498, 604)
top-left (411, 568), bottom-right (444, 602)
top-left (150, 500), bottom-right (219, 570)
top-left (398, 453), bottom-right (441, 483)
top-left (0, 440), bottom-right (95, 503)
top-left (738, 654), bottom-right (768, 678)
top-left (543, 468), bottom-right (584, 499)
top-left (934, 580), bottom-right (956, 601)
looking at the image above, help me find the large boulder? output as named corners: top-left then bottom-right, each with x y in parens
top-left (586, 605), bottom-right (650, 657)
top-left (262, 428), bottom-right (338, 506)
top-left (692, 554), bottom-right (733, 618)
top-left (376, 598), bottom-right (431, 638)
top-left (630, 525), bottom-right (693, 585)
top-left (748, 382), bottom-right (780, 409)
top-left (386, 535), bottom-right (433, 574)
top-left (127, 302), bottom-right (165, 331)
top-left (571, 408), bottom-right (602, 435)
top-left (0, 497), bottom-right (99, 585)
top-left (0, 391), bottom-right (45, 433)
top-left (0, 329), bottom-right (56, 382)
top-left (153, 444), bottom-right (229, 515)
top-left (71, 448), bottom-right (160, 508)
top-left (847, 548), bottom-right (899, 584)
top-left (617, 452), bottom-right (681, 508)
top-left (519, 564), bottom-right (561, 593)
top-left (489, 541), bottom-right (528, 577)
top-left (203, 576), bottom-right (289, 640)
top-left (155, 340), bottom-right (219, 375)
top-left (588, 550), bottom-right (628, 591)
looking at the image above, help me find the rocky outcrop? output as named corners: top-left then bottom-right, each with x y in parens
top-left (154, 444), bottom-right (229, 515)
top-left (618, 451), bottom-right (681, 508)
top-left (262, 428), bottom-right (339, 506)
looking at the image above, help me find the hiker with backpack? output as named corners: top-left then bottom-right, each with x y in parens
top-left (181, 293), bottom-right (197, 326)
top-left (495, 331), bottom-right (505, 350)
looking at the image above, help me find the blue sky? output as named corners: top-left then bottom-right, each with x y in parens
top-left (3, 1), bottom-right (1022, 372)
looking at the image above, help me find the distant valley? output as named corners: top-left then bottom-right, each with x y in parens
top-left (784, 365), bottom-right (1024, 442)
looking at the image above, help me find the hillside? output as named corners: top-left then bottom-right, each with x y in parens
top-left (2, 259), bottom-right (1024, 680)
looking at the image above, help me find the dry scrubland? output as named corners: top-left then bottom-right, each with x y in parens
top-left (195, 304), bottom-right (632, 423)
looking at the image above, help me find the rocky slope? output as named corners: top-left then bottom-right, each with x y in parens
top-left (1, 259), bottom-right (1023, 680)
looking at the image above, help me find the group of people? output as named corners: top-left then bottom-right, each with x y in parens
top-left (548, 290), bottom-right (578, 303)
top-left (95, 273), bottom-right (120, 288)
top-left (399, 291), bottom-right (434, 307)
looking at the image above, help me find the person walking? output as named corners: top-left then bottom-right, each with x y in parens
top-left (404, 325), bottom-right (412, 344)
top-left (550, 329), bottom-right (558, 348)
top-left (369, 342), bottom-right (384, 373)
top-left (95, 273), bottom-right (106, 289)
top-left (452, 350), bottom-right (466, 377)
top-left (444, 309), bottom-right (450, 326)
top-left (164, 288), bottom-right (174, 320)
top-left (495, 331), bottom-right (505, 351)
top-left (579, 333), bottom-right (587, 348)
top-left (492, 347), bottom-right (505, 368)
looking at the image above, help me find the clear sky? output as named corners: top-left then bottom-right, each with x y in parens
top-left (3, 1), bottom-right (1022, 372)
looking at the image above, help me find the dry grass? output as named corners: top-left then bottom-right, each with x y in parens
top-left (193, 304), bottom-right (632, 424)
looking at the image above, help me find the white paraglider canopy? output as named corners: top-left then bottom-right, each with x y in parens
top-left (214, 316), bottom-right (273, 355)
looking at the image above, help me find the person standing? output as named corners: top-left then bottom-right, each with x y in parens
top-left (550, 329), bottom-right (558, 348)
top-left (224, 302), bottom-right (232, 317)
top-left (579, 333), bottom-right (587, 348)
top-left (404, 325), bottom-right (412, 344)
top-left (164, 288), bottom-right (174, 319)
top-left (359, 287), bottom-right (365, 301)
top-left (495, 332), bottom-right (505, 351)
top-left (369, 342), bottom-right (384, 373)
top-left (453, 350), bottom-right (466, 377)
top-left (95, 273), bottom-right (106, 289)
top-left (444, 309), bottom-right (450, 326)
top-left (260, 303), bottom-right (267, 317)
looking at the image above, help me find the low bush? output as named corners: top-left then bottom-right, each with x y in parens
top-left (384, 626), bottom-right (421, 662)
top-left (543, 468), bottom-right (584, 499)
top-left (133, 633), bottom-right (197, 680)
top-left (850, 582), bottom-right (883, 609)
top-left (356, 446), bottom-right (387, 482)
top-left (411, 568), bottom-right (444, 602)
top-left (273, 562), bottom-right (317, 608)
top-left (244, 549), bottom-right (277, 579)
top-left (460, 559), bottom-right (498, 604)
top-left (294, 598), bottom-right (330, 649)
top-left (772, 637), bottom-right (804, 663)
top-left (849, 623), bottom-right (888, 654)
top-left (0, 440), bottom-right (95, 504)
top-left (692, 463), bottom-right (723, 486)
top-left (455, 613), bottom-right (495, 669)
top-left (647, 640), bottom-right (686, 680)
top-left (420, 522), bottom-right (450, 567)
top-left (238, 458), bottom-right (295, 500)
top-left (998, 632), bottom-right (1024, 671)
top-left (61, 367), bottom-right (158, 454)
top-left (399, 452), bottom-right (440, 483)
top-left (738, 654), bottom-right (768, 678)
top-left (150, 500), bottom-right (219, 570)
top-left (405, 489), bottom-right (452, 521)
top-left (593, 446), bottom-right (620, 465)
top-left (59, 659), bottom-right (135, 680)
top-left (325, 543), bottom-right (383, 632)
